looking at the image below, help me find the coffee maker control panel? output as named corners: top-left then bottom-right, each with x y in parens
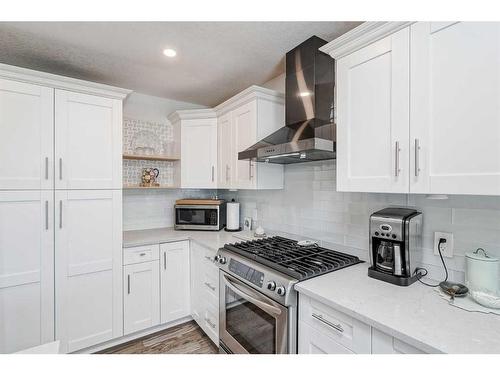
top-left (372, 222), bottom-right (403, 241)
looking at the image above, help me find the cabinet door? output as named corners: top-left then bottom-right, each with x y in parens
top-left (410, 22), bottom-right (500, 195)
top-left (336, 27), bottom-right (410, 193)
top-left (0, 79), bottom-right (53, 190)
top-left (160, 241), bottom-right (190, 324)
top-left (181, 119), bottom-right (218, 188)
top-left (218, 113), bottom-right (233, 188)
top-left (233, 101), bottom-right (257, 189)
top-left (298, 322), bottom-right (354, 354)
top-left (55, 90), bottom-right (122, 189)
top-left (124, 261), bottom-right (160, 335)
top-left (55, 190), bottom-right (122, 353)
top-left (0, 191), bottom-right (54, 353)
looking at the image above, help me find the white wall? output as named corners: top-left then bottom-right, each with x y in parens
top-left (260, 73), bottom-right (285, 93)
top-left (122, 92), bottom-right (208, 231)
top-left (124, 92), bottom-right (204, 123)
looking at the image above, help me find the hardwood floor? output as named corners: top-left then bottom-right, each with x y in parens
top-left (100, 321), bottom-right (218, 354)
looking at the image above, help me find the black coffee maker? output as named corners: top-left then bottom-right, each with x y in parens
top-left (368, 208), bottom-right (422, 286)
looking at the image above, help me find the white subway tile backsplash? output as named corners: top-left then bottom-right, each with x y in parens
top-left (225, 160), bottom-right (500, 279)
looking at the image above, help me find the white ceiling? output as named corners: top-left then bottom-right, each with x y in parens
top-left (0, 22), bottom-right (361, 106)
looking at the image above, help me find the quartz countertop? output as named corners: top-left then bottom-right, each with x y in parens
top-left (295, 263), bottom-right (500, 354)
top-left (123, 227), bottom-right (241, 250)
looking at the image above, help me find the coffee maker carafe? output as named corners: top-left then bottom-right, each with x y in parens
top-left (368, 208), bottom-right (422, 286)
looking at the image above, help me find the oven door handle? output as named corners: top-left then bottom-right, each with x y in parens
top-left (222, 273), bottom-right (282, 316)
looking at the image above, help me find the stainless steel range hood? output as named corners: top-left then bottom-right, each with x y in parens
top-left (238, 36), bottom-right (335, 164)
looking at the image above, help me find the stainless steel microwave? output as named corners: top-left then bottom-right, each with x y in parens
top-left (174, 200), bottom-right (226, 231)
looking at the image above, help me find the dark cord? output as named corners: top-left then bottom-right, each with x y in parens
top-left (413, 238), bottom-right (449, 287)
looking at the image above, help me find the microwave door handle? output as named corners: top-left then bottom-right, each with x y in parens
top-left (222, 274), bottom-right (282, 316)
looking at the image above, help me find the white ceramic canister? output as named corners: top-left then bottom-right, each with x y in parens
top-left (465, 248), bottom-right (499, 294)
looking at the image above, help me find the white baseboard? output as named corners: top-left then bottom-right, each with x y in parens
top-left (73, 316), bottom-right (193, 354)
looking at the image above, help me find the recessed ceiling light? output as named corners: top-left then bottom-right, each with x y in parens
top-left (163, 48), bottom-right (177, 58)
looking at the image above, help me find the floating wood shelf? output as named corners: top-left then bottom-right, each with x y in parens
top-left (123, 154), bottom-right (180, 162)
top-left (123, 185), bottom-right (178, 190)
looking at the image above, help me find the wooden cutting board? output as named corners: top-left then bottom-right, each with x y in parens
top-left (175, 199), bottom-right (224, 205)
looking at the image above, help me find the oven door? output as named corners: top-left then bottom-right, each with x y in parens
top-left (219, 271), bottom-right (288, 354)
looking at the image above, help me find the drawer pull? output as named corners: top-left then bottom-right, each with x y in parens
top-left (204, 255), bottom-right (213, 262)
top-left (205, 318), bottom-right (216, 329)
top-left (312, 313), bottom-right (344, 333)
top-left (139, 252), bottom-right (146, 256)
top-left (204, 282), bottom-right (216, 291)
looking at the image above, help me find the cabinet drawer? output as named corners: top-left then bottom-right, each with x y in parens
top-left (372, 328), bottom-right (425, 354)
top-left (123, 244), bottom-right (159, 265)
top-left (202, 270), bottom-right (218, 302)
top-left (299, 321), bottom-right (354, 354)
top-left (299, 295), bottom-right (371, 353)
top-left (203, 302), bottom-right (219, 345)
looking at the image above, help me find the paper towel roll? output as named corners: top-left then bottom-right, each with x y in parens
top-left (226, 201), bottom-right (240, 230)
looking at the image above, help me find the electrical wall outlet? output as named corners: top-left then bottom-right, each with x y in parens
top-left (434, 232), bottom-right (454, 258)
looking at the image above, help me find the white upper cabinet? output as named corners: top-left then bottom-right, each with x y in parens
top-left (55, 90), bottom-right (122, 190)
top-left (217, 112), bottom-right (233, 189)
top-left (410, 22), bottom-right (500, 195)
top-left (55, 189), bottom-right (122, 353)
top-left (0, 79), bottom-right (54, 190)
top-left (233, 100), bottom-right (258, 189)
top-left (160, 241), bottom-right (190, 324)
top-left (324, 21), bottom-right (500, 196)
top-left (0, 191), bottom-right (54, 353)
top-left (215, 86), bottom-right (285, 190)
top-left (335, 27), bottom-right (410, 193)
top-left (170, 110), bottom-right (218, 189)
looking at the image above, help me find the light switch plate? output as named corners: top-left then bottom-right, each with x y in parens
top-left (434, 232), bottom-right (454, 258)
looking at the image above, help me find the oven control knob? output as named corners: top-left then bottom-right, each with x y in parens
top-left (276, 286), bottom-right (286, 296)
top-left (267, 281), bottom-right (276, 291)
top-left (219, 256), bottom-right (227, 265)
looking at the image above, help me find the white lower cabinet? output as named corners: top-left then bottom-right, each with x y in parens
top-left (55, 190), bottom-right (122, 353)
top-left (371, 329), bottom-right (425, 354)
top-left (160, 241), bottom-right (190, 324)
top-left (298, 293), bottom-right (427, 354)
top-left (190, 241), bottom-right (219, 345)
top-left (123, 260), bottom-right (160, 335)
top-left (0, 191), bottom-right (54, 353)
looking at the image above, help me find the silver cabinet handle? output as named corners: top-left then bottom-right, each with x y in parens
top-left (163, 252), bottom-right (167, 270)
top-left (394, 141), bottom-right (401, 177)
top-left (226, 164), bottom-right (230, 182)
top-left (45, 200), bottom-right (49, 230)
top-left (414, 138), bottom-right (421, 177)
top-left (204, 282), bottom-right (215, 291)
top-left (312, 313), bottom-right (344, 333)
top-left (59, 200), bottom-right (63, 229)
top-left (204, 255), bottom-right (213, 262)
top-left (127, 274), bottom-right (131, 294)
top-left (59, 158), bottom-right (62, 180)
top-left (205, 318), bottom-right (216, 329)
top-left (211, 166), bottom-right (214, 182)
top-left (45, 157), bottom-right (49, 180)
top-left (139, 252), bottom-right (146, 256)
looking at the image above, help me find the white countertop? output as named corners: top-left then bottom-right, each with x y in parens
top-left (295, 263), bottom-right (500, 354)
top-left (123, 227), bottom-right (240, 250)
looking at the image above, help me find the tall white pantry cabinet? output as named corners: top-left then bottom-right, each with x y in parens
top-left (0, 64), bottom-right (130, 353)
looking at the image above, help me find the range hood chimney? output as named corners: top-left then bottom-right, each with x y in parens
top-left (238, 36), bottom-right (335, 164)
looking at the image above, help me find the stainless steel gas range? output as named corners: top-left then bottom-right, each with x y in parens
top-left (215, 236), bottom-right (362, 354)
